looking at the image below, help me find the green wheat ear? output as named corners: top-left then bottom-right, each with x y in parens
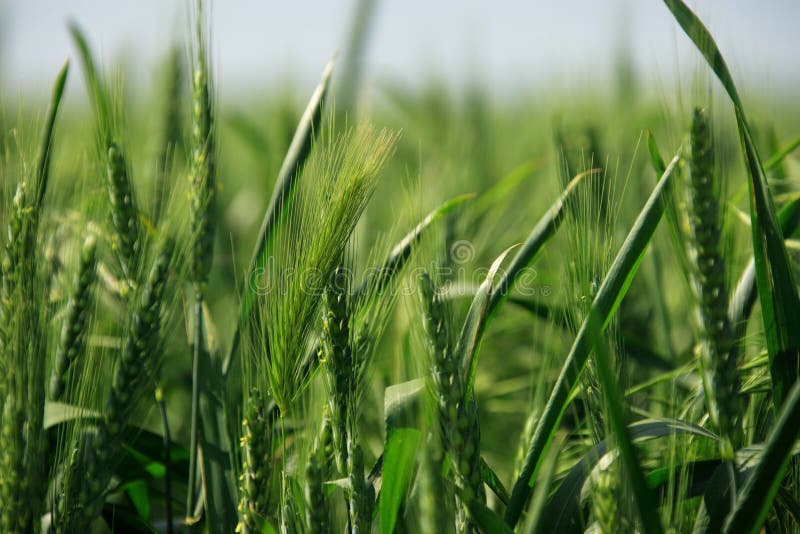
top-left (54, 240), bottom-right (173, 531)
top-left (49, 234), bottom-right (98, 401)
top-left (418, 271), bottom-right (485, 532)
top-left (322, 264), bottom-right (353, 475)
top-left (188, 15), bottom-right (216, 290)
top-left (237, 389), bottom-right (277, 533)
top-left (106, 143), bottom-right (141, 277)
top-left (684, 107), bottom-right (740, 458)
top-left (304, 447), bottom-right (329, 532)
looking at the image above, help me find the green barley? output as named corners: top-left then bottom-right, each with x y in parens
top-left (49, 234), bottom-right (98, 401)
top-left (683, 107), bottom-right (740, 458)
top-left (590, 459), bottom-right (620, 533)
top-left (322, 265), bottom-right (353, 474)
top-left (237, 390), bottom-right (278, 532)
top-left (54, 241), bottom-right (173, 531)
top-left (188, 16), bottom-right (216, 290)
top-left (0, 179), bottom-right (48, 533)
top-left (106, 143), bottom-right (140, 277)
top-left (346, 434), bottom-right (372, 534)
top-left (418, 271), bottom-right (484, 532)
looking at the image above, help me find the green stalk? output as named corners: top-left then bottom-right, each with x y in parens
top-left (186, 293), bottom-right (202, 524)
top-left (156, 386), bottom-right (174, 534)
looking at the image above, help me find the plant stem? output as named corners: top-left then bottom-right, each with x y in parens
top-left (186, 291), bottom-right (203, 524)
top-left (156, 386), bottom-right (174, 534)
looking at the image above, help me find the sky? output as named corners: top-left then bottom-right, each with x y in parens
top-left (2, 1), bottom-right (799, 104)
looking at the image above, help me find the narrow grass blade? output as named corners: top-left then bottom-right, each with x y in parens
top-left (457, 244), bottom-right (518, 399)
top-left (380, 428), bottom-right (421, 534)
top-left (585, 311), bottom-right (663, 534)
top-left (35, 60), bottom-right (69, 209)
top-left (481, 457), bottom-right (510, 505)
top-left (68, 22), bottom-right (111, 142)
top-left (723, 381), bottom-right (800, 533)
top-left (222, 57), bottom-right (335, 378)
top-left (663, 0), bottom-right (800, 408)
top-left (488, 169), bottom-right (592, 316)
top-left (504, 151), bottom-right (681, 527)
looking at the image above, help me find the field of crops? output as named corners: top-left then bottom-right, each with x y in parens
top-left (1, 1), bottom-right (800, 533)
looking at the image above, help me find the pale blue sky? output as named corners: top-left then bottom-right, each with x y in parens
top-left (2, 1), bottom-right (798, 103)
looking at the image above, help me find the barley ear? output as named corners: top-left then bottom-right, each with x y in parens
top-left (188, 11), bottom-right (216, 290)
top-left (49, 234), bottom-right (98, 401)
top-left (106, 143), bottom-right (141, 277)
top-left (418, 271), bottom-right (485, 532)
top-left (684, 107), bottom-right (740, 458)
top-left (237, 390), bottom-right (277, 533)
top-left (322, 265), bottom-right (352, 475)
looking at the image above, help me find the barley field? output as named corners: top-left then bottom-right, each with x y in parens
top-left (1, 1), bottom-right (800, 533)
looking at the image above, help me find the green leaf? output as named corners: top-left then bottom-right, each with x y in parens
top-left (662, 0), bottom-right (800, 409)
top-left (101, 503), bottom-right (158, 534)
top-left (724, 381), bottom-right (800, 533)
top-left (540, 419), bottom-right (717, 533)
top-left (121, 480), bottom-right (151, 520)
top-left (458, 244), bottom-right (518, 399)
top-left (504, 151), bottom-right (682, 527)
top-left (384, 379), bottom-right (425, 433)
top-left (68, 22), bottom-right (111, 144)
top-left (35, 60), bottom-right (69, 209)
top-left (585, 312), bottom-right (663, 534)
top-left (223, 57), bottom-right (335, 378)
top-left (380, 428), bottom-right (421, 534)
top-left (481, 457), bottom-right (510, 505)
top-left (44, 401), bottom-right (101, 429)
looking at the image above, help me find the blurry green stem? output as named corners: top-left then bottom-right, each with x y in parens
top-left (186, 291), bottom-right (203, 524)
top-left (156, 386), bottom-right (174, 534)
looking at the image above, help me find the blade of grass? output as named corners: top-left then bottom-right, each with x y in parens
top-left (68, 22), bottom-right (111, 143)
top-left (457, 244), bottom-right (518, 399)
top-left (585, 311), bottom-right (663, 534)
top-left (663, 0), bottom-right (800, 409)
top-left (35, 60), bottom-right (69, 209)
top-left (504, 151), bottom-right (681, 527)
top-left (723, 381), bottom-right (800, 533)
top-left (379, 428), bottom-right (421, 534)
top-left (222, 57), bottom-right (335, 378)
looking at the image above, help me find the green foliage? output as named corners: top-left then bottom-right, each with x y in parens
top-left (2, 2), bottom-right (800, 532)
